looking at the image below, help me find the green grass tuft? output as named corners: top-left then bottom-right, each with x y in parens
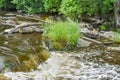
top-left (113, 32), bottom-right (120, 43)
top-left (44, 21), bottom-right (81, 46)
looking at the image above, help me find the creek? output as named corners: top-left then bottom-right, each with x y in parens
top-left (0, 11), bottom-right (120, 80)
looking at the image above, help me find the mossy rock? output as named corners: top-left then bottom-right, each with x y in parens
top-left (38, 49), bottom-right (51, 61)
top-left (14, 49), bottom-right (50, 72)
top-left (15, 55), bottom-right (38, 72)
top-left (53, 42), bottom-right (63, 50)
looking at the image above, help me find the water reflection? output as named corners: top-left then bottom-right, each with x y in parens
top-left (0, 33), bottom-right (50, 72)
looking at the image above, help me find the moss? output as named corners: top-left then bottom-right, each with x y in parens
top-left (53, 42), bottom-right (63, 50)
top-left (16, 55), bottom-right (38, 72)
top-left (113, 32), bottom-right (120, 43)
top-left (38, 49), bottom-right (50, 61)
top-left (14, 49), bottom-right (50, 72)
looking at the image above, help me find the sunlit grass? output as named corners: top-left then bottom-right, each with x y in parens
top-left (44, 21), bottom-right (81, 46)
top-left (113, 32), bottom-right (120, 43)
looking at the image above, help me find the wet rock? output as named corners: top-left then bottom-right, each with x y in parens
top-left (103, 31), bottom-right (115, 38)
top-left (4, 28), bottom-right (14, 34)
top-left (102, 52), bottom-right (120, 65)
top-left (77, 38), bottom-right (92, 47)
top-left (4, 26), bottom-right (44, 34)
top-left (81, 27), bottom-right (89, 33)
top-left (0, 57), bottom-right (5, 71)
top-left (15, 49), bottom-right (50, 72)
top-left (107, 47), bottom-right (120, 52)
top-left (4, 13), bottom-right (16, 17)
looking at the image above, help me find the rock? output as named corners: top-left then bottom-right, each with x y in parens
top-left (4, 26), bottom-right (44, 34)
top-left (103, 31), bottom-right (115, 38)
top-left (4, 13), bottom-right (16, 17)
top-left (102, 51), bottom-right (120, 65)
top-left (4, 28), bottom-right (14, 34)
top-left (0, 57), bottom-right (5, 71)
top-left (107, 47), bottom-right (120, 52)
top-left (77, 38), bottom-right (92, 47)
top-left (81, 28), bottom-right (89, 33)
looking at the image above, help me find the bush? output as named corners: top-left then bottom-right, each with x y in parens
top-left (0, 0), bottom-right (15, 10)
top-left (113, 32), bottom-right (120, 43)
top-left (113, 30), bottom-right (120, 43)
top-left (0, 0), bottom-right (115, 18)
top-left (43, 0), bottom-right (62, 13)
top-left (44, 21), bottom-right (81, 46)
top-left (60, 0), bottom-right (115, 19)
top-left (12, 0), bottom-right (44, 13)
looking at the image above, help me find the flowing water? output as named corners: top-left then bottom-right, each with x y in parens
top-left (0, 11), bottom-right (120, 80)
top-left (4, 51), bottom-right (120, 80)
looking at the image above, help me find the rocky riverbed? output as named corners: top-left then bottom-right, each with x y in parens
top-left (3, 51), bottom-right (120, 80)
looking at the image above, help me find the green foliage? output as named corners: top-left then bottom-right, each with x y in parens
top-left (100, 22), bottom-right (108, 31)
top-left (0, 0), bottom-right (116, 18)
top-left (100, 25), bottom-right (106, 31)
top-left (60, 0), bottom-right (115, 19)
top-left (45, 21), bottom-right (80, 46)
top-left (12, 0), bottom-right (44, 13)
top-left (113, 32), bottom-right (120, 43)
top-left (0, 0), bottom-right (15, 10)
top-left (59, 0), bottom-right (78, 18)
top-left (113, 29), bottom-right (120, 43)
top-left (43, 0), bottom-right (62, 13)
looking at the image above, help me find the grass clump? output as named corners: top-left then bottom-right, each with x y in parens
top-left (113, 32), bottom-right (120, 43)
top-left (44, 21), bottom-right (81, 46)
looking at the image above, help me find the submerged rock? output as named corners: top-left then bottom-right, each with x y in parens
top-left (77, 38), bottom-right (92, 47)
top-left (14, 49), bottom-right (51, 72)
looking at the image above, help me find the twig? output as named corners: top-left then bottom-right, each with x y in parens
top-left (82, 36), bottom-right (102, 44)
top-left (9, 22), bottom-right (42, 33)
top-left (16, 15), bottom-right (52, 24)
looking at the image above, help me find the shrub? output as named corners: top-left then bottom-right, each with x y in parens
top-left (60, 0), bottom-right (115, 19)
top-left (44, 21), bottom-right (81, 46)
top-left (12, 0), bottom-right (44, 13)
top-left (113, 32), bottom-right (120, 43)
top-left (43, 0), bottom-right (62, 13)
top-left (0, 0), bottom-right (15, 10)
top-left (113, 30), bottom-right (120, 43)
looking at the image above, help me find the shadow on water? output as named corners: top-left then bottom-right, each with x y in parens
top-left (0, 33), bottom-right (50, 72)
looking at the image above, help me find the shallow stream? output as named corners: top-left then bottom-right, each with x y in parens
top-left (4, 51), bottom-right (120, 80)
top-left (0, 11), bottom-right (120, 80)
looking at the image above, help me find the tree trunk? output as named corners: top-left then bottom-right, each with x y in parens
top-left (114, 0), bottom-right (120, 27)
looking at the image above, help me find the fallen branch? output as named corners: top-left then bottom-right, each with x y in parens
top-left (4, 22), bottom-right (43, 33)
top-left (81, 28), bottom-right (115, 41)
top-left (1, 17), bottom-right (16, 20)
top-left (0, 23), bottom-right (16, 27)
top-left (16, 15), bottom-right (51, 24)
top-left (0, 46), bottom-right (20, 65)
top-left (82, 36), bottom-right (102, 44)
